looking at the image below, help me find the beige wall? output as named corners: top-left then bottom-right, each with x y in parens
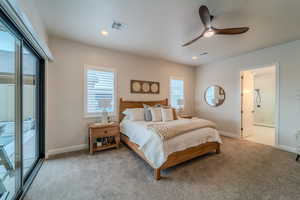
top-left (17, 0), bottom-right (48, 45)
top-left (195, 40), bottom-right (300, 150)
top-left (46, 36), bottom-right (195, 151)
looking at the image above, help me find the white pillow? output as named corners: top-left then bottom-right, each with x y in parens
top-left (122, 108), bottom-right (145, 121)
top-left (150, 107), bottom-right (162, 122)
top-left (161, 108), bottom-right (174, 122)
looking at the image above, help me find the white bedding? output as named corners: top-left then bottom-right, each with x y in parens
top-left (120, 118), bottom-right (222, 168)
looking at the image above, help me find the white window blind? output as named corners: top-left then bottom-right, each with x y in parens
top-left (170, 78), bottom-right (184, 108)
top-left (85, 67), bottom-right (116, 116)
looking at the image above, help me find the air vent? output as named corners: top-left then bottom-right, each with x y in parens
top-left (112, 21), bottom-right (127, 30)
top-left (199, 52), bottom-right (208, 56)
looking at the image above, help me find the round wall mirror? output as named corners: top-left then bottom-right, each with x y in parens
top-left (204, 86), bottom-right (226, 107)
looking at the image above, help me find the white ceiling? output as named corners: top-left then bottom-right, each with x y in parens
top-left (36, 0), bottom-right (300, 66)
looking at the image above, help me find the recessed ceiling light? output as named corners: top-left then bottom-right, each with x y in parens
top-left (101, 30), bottom-right (109, 36)
top-left (192, 56), bottom-right (198, 60)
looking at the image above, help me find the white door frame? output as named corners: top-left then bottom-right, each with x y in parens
top-left (239, 62), bottom-right (280, 147)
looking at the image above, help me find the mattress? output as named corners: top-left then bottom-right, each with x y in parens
top-left (120, 118), bottom-right (222, 168)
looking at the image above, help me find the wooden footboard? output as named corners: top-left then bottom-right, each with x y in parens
top-left (121, 134), bottom-right (220, 180)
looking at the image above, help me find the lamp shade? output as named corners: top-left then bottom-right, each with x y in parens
top-left (177, 99), bottom-right (184, 106)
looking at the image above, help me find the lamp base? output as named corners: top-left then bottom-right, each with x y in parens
top-left (177, 107), bottom-right (183, 115)
top-left (101, 110), bottom-right (109, 124)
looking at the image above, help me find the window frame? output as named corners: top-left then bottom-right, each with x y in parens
top-left (169, 76), bottom-right (185, 109)
top-left (84, 65), bottom-right (118, 118)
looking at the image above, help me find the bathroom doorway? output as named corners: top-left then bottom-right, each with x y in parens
top-left (240, 65), bottom-right (277, 146)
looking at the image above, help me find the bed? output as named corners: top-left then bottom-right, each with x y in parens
top-left (119, 98), bottom-right (221, 180)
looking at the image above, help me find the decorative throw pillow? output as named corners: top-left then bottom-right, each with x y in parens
top-left (122, 108), bottom-right (145, 121)
top-left (150, 107), bottom-right (162, 122)
top-left (161, 108), bottom-right (174, 122)
top-left (143, 104), bottom-right (152, 121)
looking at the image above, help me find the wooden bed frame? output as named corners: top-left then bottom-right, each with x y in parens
top-left (119, 98), bottom-right (221, 180)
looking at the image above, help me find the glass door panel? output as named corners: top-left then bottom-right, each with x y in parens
top-left (0, 21), bottom-right (19, 200)
top-left (22, 46), bottom-right (38, 177)
top-left (0, 10), bottom-right (44, 200)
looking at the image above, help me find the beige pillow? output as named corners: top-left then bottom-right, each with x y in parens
top-left (159, 105), bottom-right (178, 120)
top-left (150, 107), bottom-right (162, 122)
top-left (161, 108), bottom-right (174, 122)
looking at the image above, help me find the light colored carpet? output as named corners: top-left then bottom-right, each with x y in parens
top-left (24, 137), bottom-right (300, 200)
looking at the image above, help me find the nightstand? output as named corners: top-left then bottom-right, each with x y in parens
top-left (88, 122), bottom-right (120, 154)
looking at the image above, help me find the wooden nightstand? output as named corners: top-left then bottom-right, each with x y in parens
top-left (88, 122), bottom-right (120, 154)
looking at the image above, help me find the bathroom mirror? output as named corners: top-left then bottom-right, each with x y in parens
top-left (204, 86), bottom-right (226, 107)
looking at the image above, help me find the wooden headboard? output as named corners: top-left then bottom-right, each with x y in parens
top-left (119, 98), bottom-right (168, 122)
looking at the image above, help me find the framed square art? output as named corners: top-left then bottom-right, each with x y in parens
top-left (131, 80), bottom-right (160, 94)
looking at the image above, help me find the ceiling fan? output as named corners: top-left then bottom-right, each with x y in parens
top-left (182, 5), bottom-right (249, 47)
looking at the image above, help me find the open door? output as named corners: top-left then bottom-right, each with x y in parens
top-left (241, 71), bottom-right (254, 138)
top-left (241, 66), bottom-right (277, 146)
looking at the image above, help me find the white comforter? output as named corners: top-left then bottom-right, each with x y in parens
top-left (120, 118), bottom-right (222, 168)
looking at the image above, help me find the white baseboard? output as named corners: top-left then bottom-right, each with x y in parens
top-left (253, 123), bottom-right (275, 128)
top-left (276, 145), bottom-right (298, 154)
top-left (219, 130), bottom-right (241, 139)
top-left (46, 144), bottom-right (88, 159)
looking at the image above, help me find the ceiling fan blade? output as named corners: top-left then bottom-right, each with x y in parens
top-left (213, 27), bottom-right (249, 35)
top-left (199, 5), bottom-right (211, 28)
top-left (182, 31), bottom-right (206, 47)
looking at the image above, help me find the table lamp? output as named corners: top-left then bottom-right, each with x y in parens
top-left (98, 99), bottom-right (112, 124)
top-left (177, 99), bottom-right (184, 115)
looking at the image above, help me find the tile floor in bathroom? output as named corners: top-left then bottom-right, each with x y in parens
top-left (245, 125), bottom-right (275, 146)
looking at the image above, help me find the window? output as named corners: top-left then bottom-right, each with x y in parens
top-left (169, 77), bottom-right (184, 109)
top-left (84, 66), bottom-right (117, 117)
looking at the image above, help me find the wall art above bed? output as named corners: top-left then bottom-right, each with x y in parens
top-left (130, 80), bottom-right (160, 94)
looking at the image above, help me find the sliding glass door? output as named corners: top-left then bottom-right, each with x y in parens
top-left (0, 20), bottom-right (20, 200)
top-left (22, 46), bottom-right (39, 177)
top-left (0, 10), bottom-right (44, 200)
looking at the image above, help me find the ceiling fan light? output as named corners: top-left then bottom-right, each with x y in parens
top-left (101, 30), bottom-right (109, 36)
top-left (203, 29), bottom-right (215, 38)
